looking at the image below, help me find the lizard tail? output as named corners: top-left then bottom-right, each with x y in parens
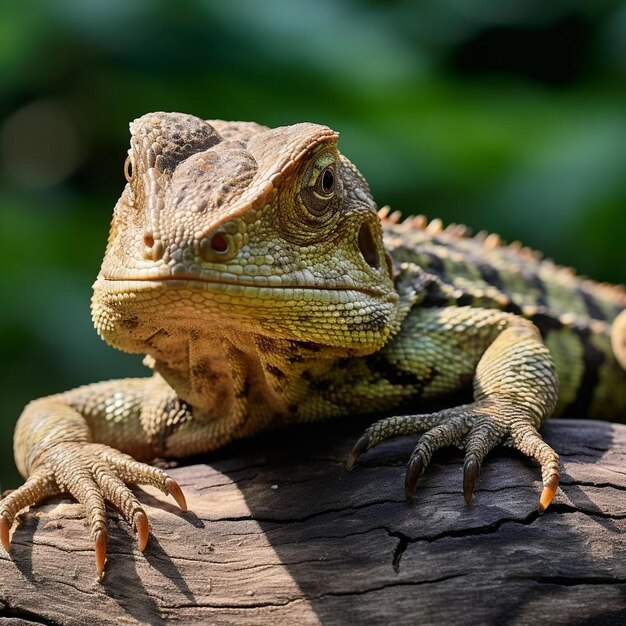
top-left (611, 309), bottom-right (626, 370)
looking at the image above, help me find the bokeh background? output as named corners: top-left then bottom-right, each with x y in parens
top-left (1, 0), bottom-right (625, 488)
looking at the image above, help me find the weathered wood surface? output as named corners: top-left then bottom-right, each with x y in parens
top-left (1, 418), bottom-right (625, 626)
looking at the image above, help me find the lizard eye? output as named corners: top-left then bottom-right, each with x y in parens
top-left (300, 152), bottom-right (339, 217)
top-left (124, 156), bottom-right (134, 183)
top-left (315, 166), bottom-right (335, 197)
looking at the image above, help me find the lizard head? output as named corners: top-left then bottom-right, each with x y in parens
top-left (92, 112), bottom-right (399, 358)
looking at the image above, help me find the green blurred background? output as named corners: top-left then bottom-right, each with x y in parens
top-left (1, 0), bottom-right (625, 488)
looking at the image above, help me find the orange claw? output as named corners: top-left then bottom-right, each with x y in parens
top-left (95, 530), bottom-right (107, 579)
top-left (0, 516), bottom-right (10, 552)
top-left (537, 475), bottom-right (559, 514)
top-left (134, 510), bottom-right (149, 552)
top-left (165, 477), bottom-right (187, 512)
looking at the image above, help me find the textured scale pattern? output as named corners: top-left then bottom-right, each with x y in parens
top-left (380, 210), bottom-right (626, 418)
top-left (1, 112), bottom-right (625, 579)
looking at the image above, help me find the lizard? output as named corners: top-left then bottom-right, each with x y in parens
top-left (1, 112), bottom-right (625, 579)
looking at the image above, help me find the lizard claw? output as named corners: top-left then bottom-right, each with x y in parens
top-left (165, 477), bottom-right (187, 512)
top-left (0, 516), bottom-right (10, 552)
top-left (538, 475), bottom-right (559, 514)
top-left (134, 510), bottom-right (149, 551)
top-left (95, 530), bottom-right (107, 579)
top-left (404, 453), bottom-right (425, 500)
top-left (463, 457), bottom-right (480, 505)
top-left (346, 435), bottom-right (369, 471)
top-left (1, 443), bottom-right (189, 577)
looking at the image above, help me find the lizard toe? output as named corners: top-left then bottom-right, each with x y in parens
top-left (0, 469), bottom-right (60, 552)
top-left (404, 416), bottom-right (468, 500)
top-left (90, 458), bottom-right (150, 552)
top-left (347, 408), bottom-right (462, 469)
top-left (46, 444), bottom-right (111, 576)
top-left (93, 445), bottom-right (187, 511)
top-left (506, 424), bottom-right (560, 513)
top-left (462, 419), bottom-right (506, 505)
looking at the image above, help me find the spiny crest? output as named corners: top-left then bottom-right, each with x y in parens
top-left (379, 210), bottom-right (626, 301)
top-left (378, 209), bottom-right (548, 260)
top-left (377, 206), bottom-right (402, 224)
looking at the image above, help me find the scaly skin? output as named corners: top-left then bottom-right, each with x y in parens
top-left (2, 112), bottom-right (625, 579)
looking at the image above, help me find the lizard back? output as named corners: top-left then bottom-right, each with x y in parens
top-left (382, 212), bottom-right (626, 419)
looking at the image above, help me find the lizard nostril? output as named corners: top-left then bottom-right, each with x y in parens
top-left (199, 229), bottom-right (236, 261)
top-left (209, 233), bottom-right (229, 253)
top-left (142, 231), bottom-right (163, 260)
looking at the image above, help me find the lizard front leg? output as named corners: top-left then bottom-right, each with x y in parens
top-left (1, 376), bottom-right (187, 578)
top-left (347, 306), bottom-right (560, 512)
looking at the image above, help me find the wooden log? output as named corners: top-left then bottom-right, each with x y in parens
top-left (1, 418), bottom-right (625, 625)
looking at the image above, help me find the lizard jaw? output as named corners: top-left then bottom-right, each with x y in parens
top-left (91, 274), bottom-right (400, 356)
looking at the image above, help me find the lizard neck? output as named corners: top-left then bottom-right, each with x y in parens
top-left (145, 328), bottom-right (306, 419)
top-left (145, 325), bottom-right (376, 427)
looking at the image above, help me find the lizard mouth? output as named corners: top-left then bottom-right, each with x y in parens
top-left (95, 274), bottom-right (389, 300)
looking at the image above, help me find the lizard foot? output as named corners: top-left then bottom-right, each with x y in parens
top-left (347, 400), bottom-right (559, 513)
top-left (0, 443), bottom-right (186, 578)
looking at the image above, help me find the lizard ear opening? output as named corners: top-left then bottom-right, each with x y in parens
top-left (358, 222), bottom-right (380, 269)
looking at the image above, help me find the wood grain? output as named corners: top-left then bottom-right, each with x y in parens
top-left (1, 418), bottom-right (625, 625)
